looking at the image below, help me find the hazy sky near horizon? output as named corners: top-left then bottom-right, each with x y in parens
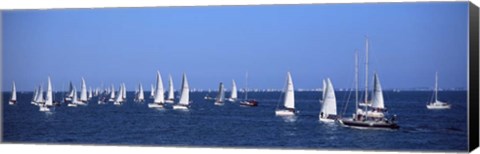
top-left (2, 2), bottom-right (469, 91)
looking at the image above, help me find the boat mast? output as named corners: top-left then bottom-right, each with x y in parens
top-left (355, 50), bottom-right (359, 114)
top-left (245, 71), bottom-right (248, 100)
top-left (435, 71), bottom-right (438, 102)
top-left (364, 36), bottom-right (369, 113)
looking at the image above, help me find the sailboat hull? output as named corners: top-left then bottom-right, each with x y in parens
top-left (339, 118), bottom-right (399, 129)
top-left (426, 104), bottom-right (451, 109)
top-left (165, 99), bottom-right (174, 104)
top-left (39, 106), bottom-right (55, 112)
top-left (227, 98), bottom-right (237, 102)
top-left (240, 100), bottom-right (258, 107)
top-left (173, 105), bottom-right (189, 110)
top-left (214, 101), bottom-right (224, 106)
top-left (148, 103), bottom-right (164, 108)
top-left (67, 103), bottom-right (78, 107)
top-left (275, 109), bottom-right (295, 116)
top-left (8, 100), bottom-right (16, 105)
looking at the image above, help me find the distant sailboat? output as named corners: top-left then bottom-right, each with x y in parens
top-left (39, 77), bottom-right (55, 112)
top-left (114, 83), bottom-right (125, 105)
top-left (165, 75), bottom-right (175, 103)
top-left (426, 72), bottom-right (451, 109)
top-left (173, 73), bottom-right (191, 110)
top-left (65, 81), bottom-right (74, 102)
top-left (88, 87), bottom-right (93, 100)
top-left (275, 72), bottom-right (296, 116)
top-left (68, 87), bottom-right (80, 107)
top-left (108, 84), bottom-right (116, 102)
top-left (148, 71), bottom-right (165, 108)
top-left (214, 82), bottom-right (225, 106)
top-left (31, 86), bottom-right (39, 105)
top-left (150, 84), bottom-right (155, 99)
top-left (135, 83), bottom-right (145, 103)
top-left (227, 80), bottom-right (238, 102)
top-left (9, 81), bottom-right (17, 105)
top-left (122, 83), bottom-right (127, 102)
top-left (35, 85), bottom-right (46, 106)
top-left (240, 72), bottom-right (258, 107)
top-left (78, 78), bottom-right (88, 106)
top-left (319, 78), bottom-right (338, 122)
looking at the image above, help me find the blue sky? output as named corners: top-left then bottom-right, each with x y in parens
top-left (2, 2), bottom-right (469, 91)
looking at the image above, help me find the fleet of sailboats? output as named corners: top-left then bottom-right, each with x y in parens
top-left (275, 72), bottom-right (296, 116)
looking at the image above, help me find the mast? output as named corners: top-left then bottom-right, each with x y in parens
top-left (435, 72), bottom-right (438, 101)
top-left (245, 71), bottom-right (249, 100)
top-left (364, 36), bottom-right (369, 112)
top-left (355, 50), bottom-right (359, 113)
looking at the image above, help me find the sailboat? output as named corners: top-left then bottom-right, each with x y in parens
top-left (65, 81), bottom-right (74, 102)
top-left (339, 38), bottom-right (399, 129)
top-left (227, 80), bottom-right (238, 102)
top-left (9, 81), bottom-right (17, 105)
top-left (88, 87), bottom-right (93, 100)
top-left (68, 87), bottom-right (80, 107)
top-left (35, 85), bottom-right (46, 106)
top-left (108, 84), bottom-right (116, 102)
top-left (31, 86), bottom-right (39, 105)
top-left (114, 83), bottom-right (125, 105)
top-left (165, 75), bottom-right (175, 103)
top-left (240, 72), bottom-right (258, 107)
top-left (150, 84), bottom-right (155, 99)
top-left (275, 72), bottom-right (296, 116)
top-left (319, 78), bottom-right (338, 122)
top-left (148, 71), bottom-right (165, 108)
top-left (135, 83), bottom-right (145, 103)
top-left (173, 73), bottom-right (191, 110)
top-left (214, 82), bottom-right (225, 106)
top-left (122, 83), bottom-right (127, 102)
top-left (426, 72), bottom-right (451, 109)
top-left (78, 78), bottom-right (88, 105)
top-left (39, 77), bottom-right (55, 112)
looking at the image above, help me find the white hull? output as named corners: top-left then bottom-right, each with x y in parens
top-left (67, 103), bottom-right (78, 107)
top-left (65, 97), bottom-right (72, 101)
top-left (426, 104), bottom-right (451, 109)
top-left (9, 101), bottom-right (16, 105)
top-left (275, 109), bottom-right (295, 116)
top-left (39, 106), bottom-right (54, 112)
top-left (148, 103), bottom-right (164, 108)
top-left (165, 99), bottom-right (174, 104)
top-left (173, 105), bottom-right (189, 110)
top-left (214, 102), bottom-right (224, 106)
top-left (227, 98), bottom-right (237, 102)
top-left (113, 102), bottom-right (123, 106)
top-left (319, 117), bottom-right (336, 123)
top-left (98, 101), bottom-right (106, 104)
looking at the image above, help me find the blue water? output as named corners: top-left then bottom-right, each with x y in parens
top-left (2, 91), bottom-right (467, 152)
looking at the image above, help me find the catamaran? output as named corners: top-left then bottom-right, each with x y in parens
top-left (214, 82), bottom-right (225, 106)
top-left (39, 77), bottom-right (55, 112)
top-left (426, 72), bottom-right (451, 109)
top-left (227, 80), bottom-right (238, 102)
top-left (275, 72), bottom-right (296, 116)
top-left (9, 81), bottom-right (17, 105)
top-left (319, 78), bottom-right (338, 122)
top-left (173, 73), bottom-right (191, 110)
top-left (240, 72), bottom-right (258, 107)
top-left (339, 38), bottom-right (399, 129)
top-left (148, 71), bottom-right (165, 108)
top-left (165, 75), bottom-right (175, 103)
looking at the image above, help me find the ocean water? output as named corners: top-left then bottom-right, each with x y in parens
top-left (2, 91), bottom-right (468, 152)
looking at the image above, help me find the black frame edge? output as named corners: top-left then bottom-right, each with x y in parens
top-left (469, 1), bottom-right (479, 152)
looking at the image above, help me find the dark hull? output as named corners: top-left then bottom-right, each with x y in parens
top-left (240, 100), bottom-right (258, 107)
top-left (341, 119), bottom-right (399, 129)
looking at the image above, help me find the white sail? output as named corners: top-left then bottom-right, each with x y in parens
top-left (167, 75), bottom-right (174, 100)
top-left (80, 78), bottom-right (88, 102)
top-left (72, 87), bottom-right (79, 103)
top-left (320, 78), bottom-right (337, 117)
top-left (122, 83), bottom-right (126, 100)
top-left (153, 71), bottom-right (165, 103)
top-left (36, 85), bottom-right (45, 103)
top-left (45, 77), bottom-right (53, 106)
top-left (115, 84), bottom-right (123, 103)
top-left (283, 72), bottom-right (295, 109)
top-left (322, 79), bottom-right (326, 101)
top-left (67, 81), bottom-right (74, 98)
top-left (371, 73), bottom-right (385, 109)
top-left (110, 84), bottom-right (115, 100)
top-left (138, 84), bottom-right (144, 101)
top-left (230, 80), bottom-right (238, 100)
top-left (150, 84), bottom-right (155, 98)
top-left (216, 82), bottom-right (225, 103)
top-left (10, 81), bottom-right (17, 101)
top-left (178, 73), bottom-right (190, 105)
top-left (32, 86), bottom-right (38, 102)
top-left (88, 87), bottom-right (93, 99)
